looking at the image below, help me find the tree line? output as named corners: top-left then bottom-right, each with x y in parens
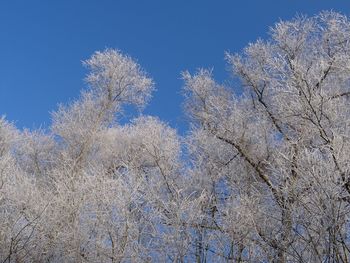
top-left (1, 11), bottom-right (350, 262)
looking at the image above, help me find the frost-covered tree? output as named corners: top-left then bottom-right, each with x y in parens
top-left (1, 11), bottom-right (350, 263)
top-left (1, 49), bottom-right (182, 262)
top-left (184, 11), bottom-right (350, 262)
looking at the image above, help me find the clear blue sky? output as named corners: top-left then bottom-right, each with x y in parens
top-left (1, 1), bottom-right (350, 133)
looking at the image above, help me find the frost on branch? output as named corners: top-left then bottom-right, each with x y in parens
top-left (84, 49), bottom-right (154, 108)
top-left (0, 117), bottom-right (18, 156)
top-left (51, 49), bottom-right (155, 167)
top-left (182, 69), bottom-right (233, 130)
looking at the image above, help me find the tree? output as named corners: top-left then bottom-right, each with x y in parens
top-left (184, 11), bottom-right (350, 262)
top-left (1, 10), bottom-right (350, 263)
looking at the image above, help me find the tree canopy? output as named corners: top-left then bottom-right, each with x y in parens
top-left (1, 11), bottom-right (350, 263)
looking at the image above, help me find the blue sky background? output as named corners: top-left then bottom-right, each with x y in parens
top-left (1, 1), bottom-right (350, 133)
